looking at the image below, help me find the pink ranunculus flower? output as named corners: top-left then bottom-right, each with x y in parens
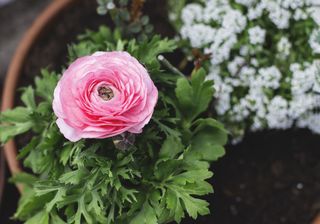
top-left (53, 51), bottom-right (158, 142)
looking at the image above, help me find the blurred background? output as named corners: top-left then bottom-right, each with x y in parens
top-left (0, 1), bottom-right (50, 223)
top-left (0, 0), bottom-right (50, 89)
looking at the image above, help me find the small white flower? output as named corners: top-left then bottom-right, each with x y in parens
top-left (293, 8), bottom-right (308, 20)
top-left (222, 10), bottom-right (247, 33)
top-left (268, 6), bottom-right (291, 29)
top-left (277, 37), bottom-right (291, 57)
top-left (240, 46), bottom-right (250, 56)
top-left (297, 113), bottom-right (320, 134)
top-left (266, 96), bottom-right (293, 129)
top-left (291, 62), bottom-right (316, 95)
top-left (181, 3), bottom-right (203, 25)
top-left (248, 26), bottom-right (266, 45)
top-left (235, 0), bottom-right (257, 7)
top-left (309, 29), bottom-right (320, 54)
top-left (248, 3), bottom-right (265, 20)
top-left (178, 0), bottom-right (320, 142)
top-left (308, 7), bottom-right (320, 25)
top-left (256, 66), bottom-right (282, 89)
top-left (180, 24), bottom-right (216, 48)
top-left (106, 2), bottom-right (115, 9)
top-left (228, 57), bottom-right (245, 76)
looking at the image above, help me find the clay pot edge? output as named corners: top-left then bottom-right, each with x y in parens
top-left (1, 0), bottom-right (76, 194)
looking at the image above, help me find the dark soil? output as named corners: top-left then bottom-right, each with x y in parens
top-left (2, 0), bottom-right (320, 224)
top-left (183, 129), bottom-right (320, 224)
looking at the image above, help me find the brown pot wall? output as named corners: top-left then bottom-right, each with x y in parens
top-left (1, 0), bottom-right (76, 194)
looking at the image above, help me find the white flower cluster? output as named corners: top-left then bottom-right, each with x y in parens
top-left (179, 0), bottom-right (320, 140)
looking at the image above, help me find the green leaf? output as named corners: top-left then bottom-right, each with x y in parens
top-left (15, 187), bottom-right (52, 220)
top-left (132, 36), bottom-right (176, 69)
top-left (72, 195), bottom-right (94, 224)
top-left (130, 201), bottom-right (158, 224)
top-left (187, 118), bottom-right (228, 162)
top-left (155, 159), bottom-right (183, 180)
top-left (10, 172), bottom-right (38, 186)
top-left (180, 193), bottom-right (210, 219)
top-left (175, 69), bottom-right (214, 122)
top-left (165, 189), bottom-right (184, 223)
top-left (175, 78), bottom-right (194, 113)
top-left (171, 170), bottom-right (213, 186)
top-left (60, 143), bottom-right (73, 166)
top-left (190, 69), bottom-right (214, 116)
top-left (50, 210), bottom-right (67, 224)
top-left (0, 122), bottom-right (33, 143)
top-left (18, 137), bottom-right (39, 159)
top-left (0, 107), bottom-right (30, 123)
top-left (87, 191), bottom-right (108, 223)
top-left (21, 86), bottom-right (36, 109)
top-left (45, 188), bottom-right (66, 212)
top-left (25, 210), bottom-right (49, 224)
top-left (193, 118), bottom-right (228, 146)
top-left (59, 168), bottom-right (89, 185)
top-left (164, 186), bottom-right (211, 222)
top-left (159, 136), bottom-right (184, 159)
top-left (35, 69), bottom-right (59, 102)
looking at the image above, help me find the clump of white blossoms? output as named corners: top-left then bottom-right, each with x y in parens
top-left (176, 0), bottom-right (320, 141)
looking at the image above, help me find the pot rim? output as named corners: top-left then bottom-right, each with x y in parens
top-left (1, 0), bottom-right (76, 194)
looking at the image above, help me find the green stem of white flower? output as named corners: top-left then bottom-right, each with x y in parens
top-left (158, 55), bottom-right (185, 77)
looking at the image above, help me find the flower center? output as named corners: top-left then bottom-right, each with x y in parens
top-left (98, 86), bottom-right (114, 101)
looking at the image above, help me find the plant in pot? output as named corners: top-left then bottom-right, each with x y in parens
top-left (0, 1), bottom-right (228, 223)
top-left (168, 0), bottom-right (320, 223)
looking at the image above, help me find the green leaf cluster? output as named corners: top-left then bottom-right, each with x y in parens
top-left (0, 70), bottom-right (58, 143)
top-left (96, 0), bottom-right (154, 41)
top-left (1, 27), bottom-right (227, 224)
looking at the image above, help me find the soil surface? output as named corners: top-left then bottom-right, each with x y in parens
top-left (183, 129), bottom-right (320, 224)
top-left (1, 0), bottom-right (320, 224)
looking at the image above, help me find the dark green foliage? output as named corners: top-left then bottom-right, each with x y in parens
top-left (96, 0), bottom-right (154, 41)
top-left (1, 27), bottom-right (227, 224)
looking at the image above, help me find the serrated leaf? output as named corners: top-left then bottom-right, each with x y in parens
top-left (175, 78), bottom-right (194, 113)
top-left (159, 136), bottom-right (184, 159)
top-left (187, 118), bottom-right (228, 162)
top-left (21, 86), bottom-right (36, 109)
top-left (15, 187), bottom-right (52, 220)
top-left (69, 196), bottom-right (93, 224)
top-left (175, 69), bottom-right (214, 122)
top-left (130, 201), bottom-right (158, 224)
top-left (172, 170), bottom-right (213, 186)
top-left (50, 210), bottom-right (67, 224)
top-left (180, 193), bottom-right (210, 219)
top-left (25, 210), bottom-right (49, 224)
top-left (190, 68), bottom-right (214, 116)
top-left (59, 169), bottom-right (89, 185)
top-left (132, 36), bottom-right (176, 69)
top-left (165, 189), bottom-right (184, 223)
top-left (10, 172), bottom-right (38, 186)
top-left (0, 122), bottom-right (33, 143)
top-left (35, 69), bottom-right (59, 102)
top-left (155, 160), bottom-right (183, 180)
top-left (0, 107), bottom-right (30, 123)
top-left (18, 137), bottom-right (39, 159)
top-left (60, 143), bottom-right (73, 166)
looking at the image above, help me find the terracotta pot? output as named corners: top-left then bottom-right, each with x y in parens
top-left (0, 150), bottom-right (5, 207)
top-left (314, 214), bottom-right (320, 224)
top-left (1, 0), bottom-right (76, 193)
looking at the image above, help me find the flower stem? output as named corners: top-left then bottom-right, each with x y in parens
top-left (158, 55), bottom-right (185, 77)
